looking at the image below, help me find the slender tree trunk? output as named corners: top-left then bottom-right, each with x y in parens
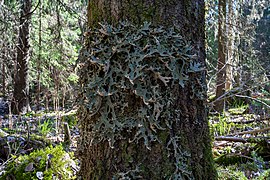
top-left (215, 0), bottom-right (227, 112)
top-left (1, 4), bottom-right (7, 97)
top-left (78, 0), bottom-right (216, 179)
top-left (225, 0), bottom-right (234, 90)
top-left (54, 3), bottom-right (63, 134)
top-left (62, 86), bottom-right (66, 109)
top-left (45, 91), bottom-right (49, 111)
top-left (2, 57), bottom-right (6, 97)
top-left (234, 1), bottom-right (242, 87)
top-left (37, 0), bottom-right (42, 111)
top-left (12, 0), bottom-right (32, 114)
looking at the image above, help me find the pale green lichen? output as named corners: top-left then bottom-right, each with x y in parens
top-left (77, 21), bottom-right (204, 178)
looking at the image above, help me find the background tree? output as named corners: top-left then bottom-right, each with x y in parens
top-left (0, 1), bottom-right (19, 98)
top-left (29, 0), bottom-right (85, 111)
top-left (254, 6), bottom-right (270, 79)
top-left (214, 0), bottom-right (226, 112)
top-left (77, 0), bottom-right (216, 179)
top-left (0, 0), bottom-right (85, 113)
top-left (225, 0), bottom-right (234, 91)
top-left (12, 0), bottom-right (32, 114)
top-left (36, 0), bottom-right (42, 110)
top-left (207, 0), bottom-right (270, 112)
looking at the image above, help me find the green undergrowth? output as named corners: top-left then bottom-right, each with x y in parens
top-left (217, 165), bottom-right (270, 179)
top-left (216, 151), bottom-right (270, 179)
top-left (228, 101), bottom-right (249, 115)
top-left (0, 145), bottom-right (77, 180)
top-left (210, 97), bottom-right (270, 179)
top-left (209, 111), bottom-right (264, 137)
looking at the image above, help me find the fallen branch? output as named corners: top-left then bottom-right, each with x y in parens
top-left (215, 135), bottom-right (270, 145)
top-left (229, 126), bottom-right (270, 136)
top-left (215, 136), bottom-right (247, 143)
top-left (235, 94), bottom-right (270, 109)
top-left (227, 115), bottom-right (270, 124)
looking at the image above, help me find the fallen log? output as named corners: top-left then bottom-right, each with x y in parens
top-left (215, 136), bottom-right (247, 143)
top-left (215, 136), bottom-right (270, 146)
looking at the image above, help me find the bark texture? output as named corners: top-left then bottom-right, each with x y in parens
top-left (78, 0), bottom-right (216, 179)
top-left (12, 0), bottom-right (32, 114)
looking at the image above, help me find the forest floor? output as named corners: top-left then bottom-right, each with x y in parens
top-left (0, 97), bottom-right (269, 179)
top-left (210, 96), bottom-right (270, 179)
top-left (0, 109), bottom-right (79, 179)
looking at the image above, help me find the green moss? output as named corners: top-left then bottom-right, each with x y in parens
top-left (1, 145), bottom-right (77, 180)
top-left (217, 165), bottom-right (248, 180)
top-left (215, 154), bottom-right (248, 166)
top-left (29, 134), bottom-right (52, 144)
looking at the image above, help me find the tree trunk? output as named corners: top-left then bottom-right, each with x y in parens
top-left (225, 0), bottom-right (234, 91)
top-left (37, 0), bottom-right (42, 111)
top-left (77, 0), bottom-right (216, 179)
top-left (2, 56), bottom-right (6, 97)
top-left (215, 0), bottom-right (227, 112)
top-left (12, 0), bottom-right (32, 114)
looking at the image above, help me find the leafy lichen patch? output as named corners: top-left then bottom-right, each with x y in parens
top-left (77, 21), bottom-right (204, 178)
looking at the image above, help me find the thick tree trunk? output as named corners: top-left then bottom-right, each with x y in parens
top-left (215, 0), bottom-right (227, 112)
top-left (12, 0), bottom-right (32, 114)
top-left (78, 0), bottom-right (216, 179)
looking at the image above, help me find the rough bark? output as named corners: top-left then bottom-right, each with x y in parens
top-left (78, 0), bottom-right (216, 179)
top-left (12, 0), bottom-right (32, 114)
top-left (215, 0), bottom-right (227, 112)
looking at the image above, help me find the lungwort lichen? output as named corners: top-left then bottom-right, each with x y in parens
top-left (77, 21), bottom-right (206, 179)
top-left (77, 21), bottom-right (204, 148)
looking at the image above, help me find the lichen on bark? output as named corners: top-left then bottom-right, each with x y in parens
top-left (77, 0), bottom-right (216, 179)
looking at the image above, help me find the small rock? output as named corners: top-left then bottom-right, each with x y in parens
top-left (25, 162), bottom-right (35, 172)
top-left (7, 136), bottom-right (15, 142)
top-left (36, 171), bottom-right (44, 179)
